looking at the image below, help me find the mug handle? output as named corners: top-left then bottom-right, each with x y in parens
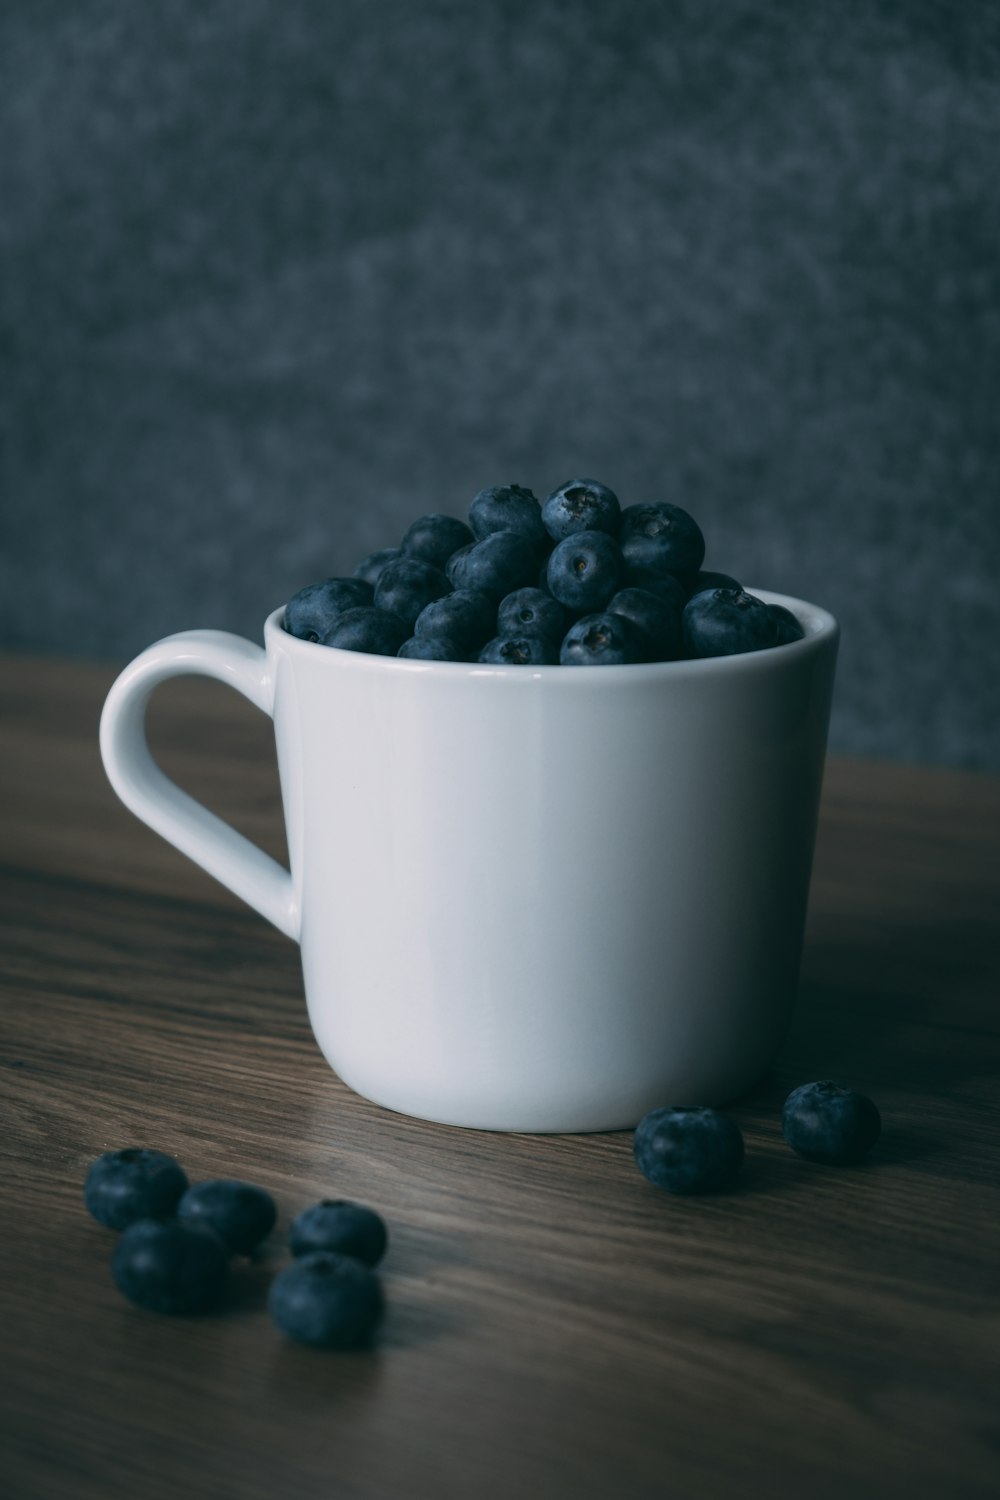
top-left (99, 630), bottom-right (300, 942)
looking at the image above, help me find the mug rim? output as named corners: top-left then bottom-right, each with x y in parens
top-left (264, 589), bottom-right (838, 681)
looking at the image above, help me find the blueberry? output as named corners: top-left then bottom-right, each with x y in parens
top-left (546, 530), bottom-right (624, 612)
top-left (84, 1148), bottom-right (188, 1231)
top-left (373, 557), bottom-right (451, 630)
top-left (446, 531), bottom-right (538, 599)
top-left (782, 1082), bottom-right (881, 1165)
top-left (446, 543), bottom-right (475, 585)
top-left (621, 568), bottom-right (688, 615)
top-left (400, 513), bottom-right (475, 571)
top-left (284, 578), bottom-right (374, 642)
top-left (619, 503), bottom-right (705, 579)
top-left (398, 635), bottom-right (466, 661)
top-left (289, 1200), bottom-right (388, 1267)
top-left (607, 587), bottom-right (683, 661)
top-left (478, 635), bottom-right (558, 665)
top-left (268, 1251), bottom-right (385, 1348)
top-left (496, 588), bottom-right (570, 647)
top-left (682, 588), bottom-right (779, 657)
top-left (414, 588), bottom-right (496, 654)
top-left (468, 484), bottom-right (548, 555)
top-left (321, 606), bottom-right (409, 657)
top-left (769, 603), bottom-right (805, 645)
top-left (353, 548), bottom-right (402, 588)
top-left (559, 611), bottom-right (646, 666)
top-left (686, 569), bottom-right (742, 599)
top-left (177, 1179), bottom-right (277, 1255)
top-left (542, 478), bottom-right (621, 541)
top-left (633, 1106), bottom-right (744, 1193)
top-left (112, 1218), bottom-right (229, 1314)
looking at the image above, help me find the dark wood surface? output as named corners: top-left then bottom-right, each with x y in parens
top-left (2, 653), bottom-right (998, 1500)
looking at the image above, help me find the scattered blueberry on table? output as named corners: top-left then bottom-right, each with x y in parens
top-left (83, 1074), bottom-right (882, 1344)
top-left (85, 1149), bottom-right (390, 1346)
top-left (177, 1179), bottom-right (278, 1256)
top-left (633, 1106), bottom-right (746, 1193)
top-left (782, 1081), bottom-right (882, 1164)
top-left (84, 1147), bottom-right (189, 1230)
top-left (283, 478), bottom-right (807, 662)
top-left (112, 1218), bottom-right (230, 1314)
top-left (289, 1200), bottom-right (388, 1267)
top-left (268, 1252), bottom-right (385, 1349)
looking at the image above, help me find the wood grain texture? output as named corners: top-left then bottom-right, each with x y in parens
top-left (1, 653), bottom-right (998, 1500)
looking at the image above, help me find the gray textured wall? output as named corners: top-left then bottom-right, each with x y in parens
top-left (2, 0), bottom-right (998, 768)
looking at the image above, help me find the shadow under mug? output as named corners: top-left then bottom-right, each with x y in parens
top-left (100, 593), bottom-right (838, 1132)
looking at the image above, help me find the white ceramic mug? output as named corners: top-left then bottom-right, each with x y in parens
top-left (100, 592), bottom-right (838, 1132)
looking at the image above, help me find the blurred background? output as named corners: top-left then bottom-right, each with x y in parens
top-left (1, 0), bottom-right (997, 768)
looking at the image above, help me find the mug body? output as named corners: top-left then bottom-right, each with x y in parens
top-left (266, 594), bottom-right (838, 1132)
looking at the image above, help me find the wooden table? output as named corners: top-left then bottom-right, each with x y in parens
top-left (2, 654), bottom-right (998, 1500)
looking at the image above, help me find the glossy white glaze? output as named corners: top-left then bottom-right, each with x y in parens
top-left (100, 592), bottom-right (838, 1131)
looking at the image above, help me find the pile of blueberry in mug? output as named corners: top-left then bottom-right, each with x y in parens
top-left (284, 479), bottom-right (805, 665)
